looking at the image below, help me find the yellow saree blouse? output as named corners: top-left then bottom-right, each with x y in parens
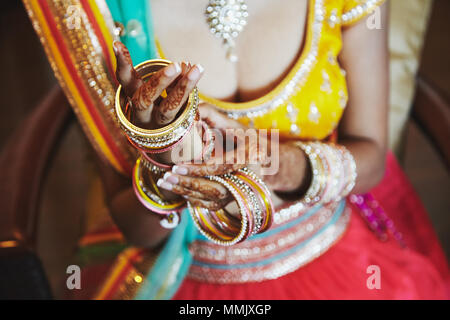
top-left (158, 0), bottom-right (385, 141)
top-left (23, 0), bottom-right (385, 175)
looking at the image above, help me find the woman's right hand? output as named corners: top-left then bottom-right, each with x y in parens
top-left (113, 41), bottom-right (204, 126)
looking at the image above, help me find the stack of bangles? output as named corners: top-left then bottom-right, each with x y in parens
top-left (116, 59), bottom-right (275, 236)
top-left (188, 167), bottom-right (274, 246)
top-left (115, 59), bottom-right (200, 228)
top-left (130, 120), bottom-right (215, 229)
top-left (292, 141), bottom-right (357, 206)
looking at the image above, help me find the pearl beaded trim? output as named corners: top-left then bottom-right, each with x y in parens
top-left (218, 0), bottom-right (325, 119)
top-left (341, 0), bottom-right (385, 26)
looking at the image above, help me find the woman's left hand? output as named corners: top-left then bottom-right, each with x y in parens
top-left (156, 105), bottom-right (272, 211)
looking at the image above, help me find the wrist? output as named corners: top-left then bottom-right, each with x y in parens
top-left (265, 143), bottom-right (311, 194)
top-left (289, 146), bottom-right (311, 193)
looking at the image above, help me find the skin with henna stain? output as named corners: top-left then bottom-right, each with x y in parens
top-left (113, 41), bottom-right (143, 98)
top-left (103, 3), bottom-right (389, 247)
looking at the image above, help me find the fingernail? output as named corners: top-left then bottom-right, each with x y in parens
top-left (157, 179), bottom-right (173, 190)
top-left (196, 64), bottom-right (205, 74)
top-left (112, 41), bottom-right (119, 52)
top-left (174, 62), bottom-right (181, 73)
top-left (163, 172), bottom-right (179, 184)
top-left (187, 66), bottom-right (201, 81)
top-left (172, 165), bottom-right (188, 175)
top-left (164, 62), bottom-right (181, 77)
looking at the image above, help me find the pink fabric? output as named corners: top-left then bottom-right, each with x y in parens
top-left (174, 153), bottom-right (449, 300)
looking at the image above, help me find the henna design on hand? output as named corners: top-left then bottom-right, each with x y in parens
top-left (186, 197), bottom-right (226, 211)
top-left (162, 82), bottom-right (187, 113)
top-left (113, 41), bottom-right (143, 98)
top-left (131, 72), bottom-right (164, 111)
top-left (155, 81), bottom-right (187, 124)
top-left (181, 177), bottom-right (229, 200)
top-left (163, 173), bottom-right (231, 201)
top-left (156, 64), bottom-right (202, 126)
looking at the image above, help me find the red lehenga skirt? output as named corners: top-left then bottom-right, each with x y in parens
top-left (173, 153), bottom-right (449, 300)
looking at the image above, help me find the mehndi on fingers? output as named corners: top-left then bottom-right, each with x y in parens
top-left (115, 59), bottom-right (275, 240)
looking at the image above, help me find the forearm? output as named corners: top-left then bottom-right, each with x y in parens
top-left (95, 155), bottom-right (170, 248)
top-left (263, 143), bottom-right (310, 193)
top-left (109, 187), bottom-right (171, 248)
top-left (338, 136), bottom-right (386, 194)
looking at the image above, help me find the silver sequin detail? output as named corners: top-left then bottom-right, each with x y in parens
top-left (286, 103), bottom-right (300, 134)
top-left (328, 9), bottom-right (339, 28)
top-left (320, 70), bottom-right (332, 93)
top-left (339, 90), bottom-right (348, 109)
top-left (216, 0), bottom-right (325, 119)
top-left (308, 102), bottom-right (321, 123)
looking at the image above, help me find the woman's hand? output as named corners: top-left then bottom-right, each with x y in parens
top-left (157, 104), bottom-right (313, 210)
top-left (114, 41), bottom-right (207, 165)
top-left (113, 41), bottom-right (204, 126)
top-left (113, 42), bottom-right (310, 211)
top-left (156, 105), bottom-right (286, 211)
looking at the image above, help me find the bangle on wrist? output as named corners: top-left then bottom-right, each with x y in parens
top-left (132, 157), bottom-right (186, 228)
top-left (188, 168), bottom-right (275, 246)
top-left (234, 168), bottom-right (274, 233)
top-left (115, 59), bottom-right (199, 153)
top-left (289, 141), bottom-right (357, 206)
top-left (188, 174), bottom-right (250, 246)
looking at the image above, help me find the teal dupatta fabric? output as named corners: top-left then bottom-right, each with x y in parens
top-left (106, 0), bottom-right (157, 64)
top-left (105, 0), bottom-right (197, 300)
top-left (135, 211), bottom-right (198, 300)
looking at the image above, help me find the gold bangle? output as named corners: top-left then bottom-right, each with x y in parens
top-left (234, 168), bottom-right (274, 233)
top-left (115, 59), bottom-right (199, 151)
top-left (225, 173), bottom-right (261, 236)
top-left (188, 175), bottom-right (251, 246)
top-left (294, 142), bottom-right (327, 204)
top-left (133, 157), bottom-right (186, 214)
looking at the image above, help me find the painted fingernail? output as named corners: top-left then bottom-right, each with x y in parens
top-left (172, 165), bottom-right (188, 175)
top-left (157, 179), bottom-right (173, 190)
top-left (196, 64), bottom-right (205, 74)
top-left (164, 62), bottom-right (181, 77)
top-left (187, 66), bottom-right (201, 81)
top-left (163, 172), bottom-right (179, 184)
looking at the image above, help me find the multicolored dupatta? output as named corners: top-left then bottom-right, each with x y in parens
top-left (23, 0), bottom-right (196, 300)
top-left (22, 0), bottom-right (136, 175)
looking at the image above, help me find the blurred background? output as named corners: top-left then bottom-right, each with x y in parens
top-left (0, 0), bottom-right (449, 299)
